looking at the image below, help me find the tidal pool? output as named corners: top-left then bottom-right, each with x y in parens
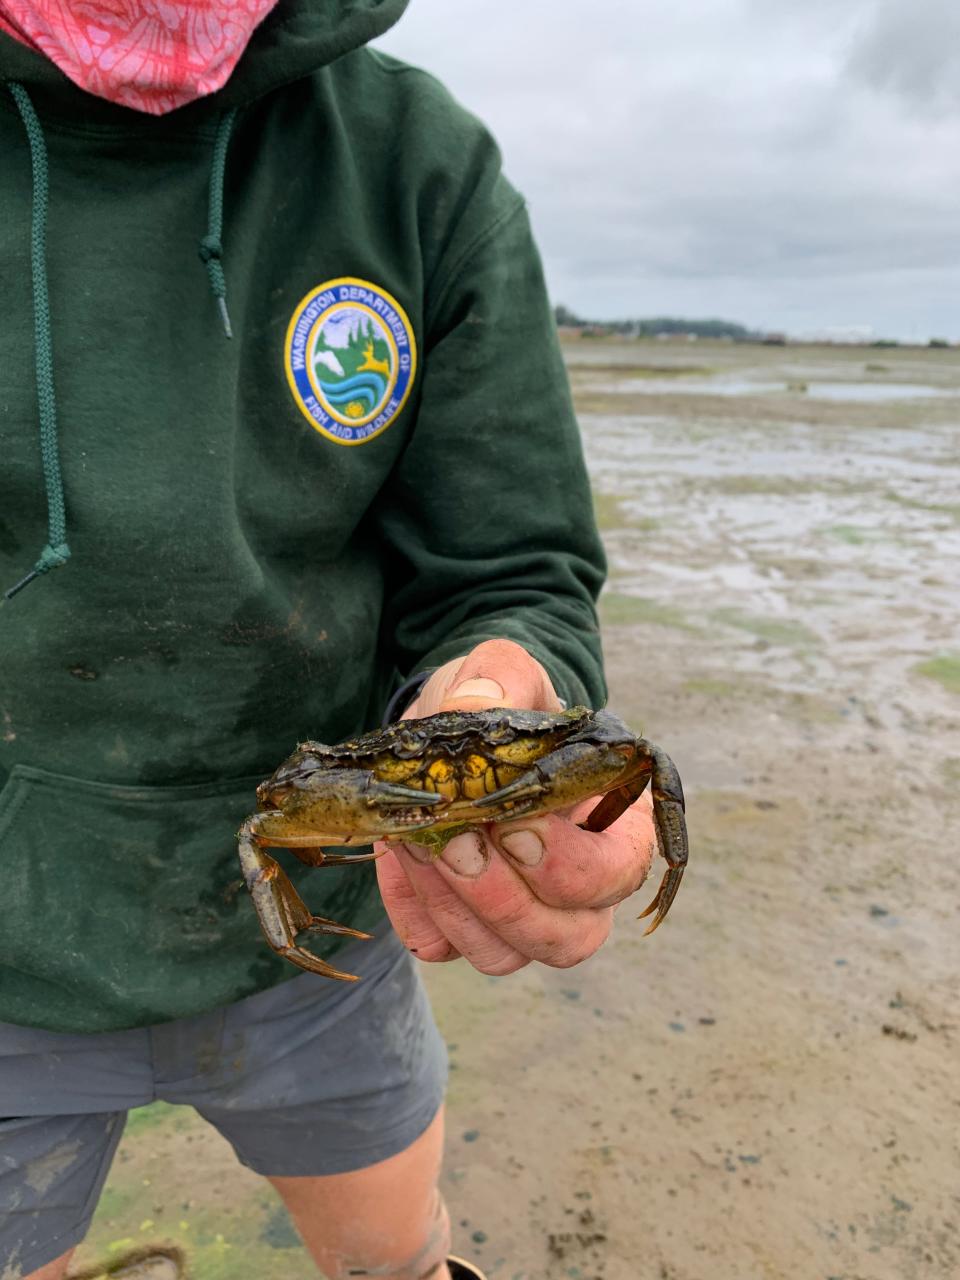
top-left (591, 376), bottom-right (958, 402)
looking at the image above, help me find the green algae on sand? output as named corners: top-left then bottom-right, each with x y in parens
top-left (599, 592), bottom-right (698, 632)
top-left (914, 654), bottom-right (960, 694)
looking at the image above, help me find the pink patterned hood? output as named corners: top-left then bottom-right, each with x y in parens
top-left (0, 0), bottom-right (281, 114)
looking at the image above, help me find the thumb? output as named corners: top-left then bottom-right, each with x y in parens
top-left (438, 638), bottom-right (563, 714)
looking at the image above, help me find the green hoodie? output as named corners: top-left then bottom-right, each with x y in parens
top-left (0, 0), bottom-right (606, 1033)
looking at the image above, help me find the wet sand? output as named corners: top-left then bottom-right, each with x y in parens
top-left (74, 341), bottom-right (960, 1279)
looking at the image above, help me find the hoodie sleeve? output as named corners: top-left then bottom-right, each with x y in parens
top-left (374, 187), bottom-right (608, 710)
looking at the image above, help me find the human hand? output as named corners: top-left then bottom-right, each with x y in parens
top-left (375, 638), bottom-right (656, 975)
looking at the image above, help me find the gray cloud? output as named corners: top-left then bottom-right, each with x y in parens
top-left (847, 0), bottom-right (960, 112)
top-left (378, 0), bottom-right (960, 337)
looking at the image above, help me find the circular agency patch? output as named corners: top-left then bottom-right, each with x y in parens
top-left (285, 277), bottom-right (417, 445)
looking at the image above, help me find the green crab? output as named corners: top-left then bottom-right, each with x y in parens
top-left (238, 707), bottom-right (688, 979)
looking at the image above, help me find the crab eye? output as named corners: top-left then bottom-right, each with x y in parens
top-left (291, 766), bottom-right (322, 786)
top-left (395, 729), bottom-right (424, 758)
top-left (484, 721), bottom-right (513, 743)
top-left (269, 754), bottom-right (324, 789)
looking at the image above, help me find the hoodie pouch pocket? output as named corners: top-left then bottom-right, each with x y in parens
top-left (0, 764), bottom-right (279, 1032)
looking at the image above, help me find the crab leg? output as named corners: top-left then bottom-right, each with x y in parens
top-left (641, 746), bottom-right (688, 932)
top-left (472, 741), bottom-right (628, 819)
top-left (238, 817), bottom-right (370, 981)
top-left (582, 745), bottom-right (687, 934)
top-left (250, 830), bottom-right (433, 853)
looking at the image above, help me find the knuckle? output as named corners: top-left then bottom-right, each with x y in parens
top-left (412, 937), bottom-right (460, 963)
top-left (592, 886), bottom-right (630, 910)
top-left (539, 915), bottom-right (611, 969)
top-left (473, 637), bottom-right (528, 664)
top-left (479, 886), bottom-right (535, 934)
top-left (549, 948), bottom-right (590, 970)
top-left (610, 859), bottom-right (652, 906)
top-left (547, 940), bottom-right (595, 969)
top-left (473, 950), bottom-right (530, 977)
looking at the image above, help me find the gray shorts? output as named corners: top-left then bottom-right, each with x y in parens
top-left (0, 926), bottom-right (448, 1276)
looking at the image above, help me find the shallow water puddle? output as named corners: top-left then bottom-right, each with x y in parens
top-left (586, 376), bottom-right (959, 402)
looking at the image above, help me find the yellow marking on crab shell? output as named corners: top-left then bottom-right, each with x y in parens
top-left (493, 763), bottom-right (523, 790)
top-left (424, 778), bottom-right (458, 799)
top-left (491, 736), bottom-right (550, 765)
top-left (425, 759), bottom-right (459, 801)
top-left (461, 753), bottom-right (490, 799)
top-left (376, 755), bottom-right (422, 784)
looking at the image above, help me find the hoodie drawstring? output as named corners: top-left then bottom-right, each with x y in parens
top-left (4, 91), bottom-right (238, 601)
top-left (199, 107), bottom-right (238, 340)
top-left (4, 82), bottom-right (70, 602)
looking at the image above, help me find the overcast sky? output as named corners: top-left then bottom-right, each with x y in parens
top-left (377, 0), bottom-right (960, 339)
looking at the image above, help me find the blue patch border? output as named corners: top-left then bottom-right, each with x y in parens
top-left (284, 277), bottom-right (417, 446)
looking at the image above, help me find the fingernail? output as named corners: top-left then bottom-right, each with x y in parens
top-left (440, 832), bottom-right (489, 878)
top-left (401, 842), bottom-right (435, 865)
top-left (500, 829), bottom-right (545, 867)
top-left (451, 677), bottom-right (504, 701)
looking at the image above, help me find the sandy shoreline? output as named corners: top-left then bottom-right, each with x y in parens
top-left (75, 341), bottom-right (960, 1279)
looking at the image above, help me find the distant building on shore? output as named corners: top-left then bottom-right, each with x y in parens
top-left (553, 305), bottom-right (760, 342)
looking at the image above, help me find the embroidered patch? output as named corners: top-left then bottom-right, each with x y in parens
top-left (284, 277), bottom-right (417, 445)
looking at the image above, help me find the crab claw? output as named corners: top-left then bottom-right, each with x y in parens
top-left (474, 741), bottom-right (630, 821)
top-left (637, 865), bottom-right (685, 934)
top-left (238, 818), bottom-right (372, 980)
top-left (366, 780), bottom-right (445, 809)
top-left (472, 771), bottom-right (548, 812)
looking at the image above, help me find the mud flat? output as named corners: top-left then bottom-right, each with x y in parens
top-left (75, 342), bottom-right (960, 1279)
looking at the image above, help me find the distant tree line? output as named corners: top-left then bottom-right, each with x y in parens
top-left (554, 304), bottom-right (760, 341)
